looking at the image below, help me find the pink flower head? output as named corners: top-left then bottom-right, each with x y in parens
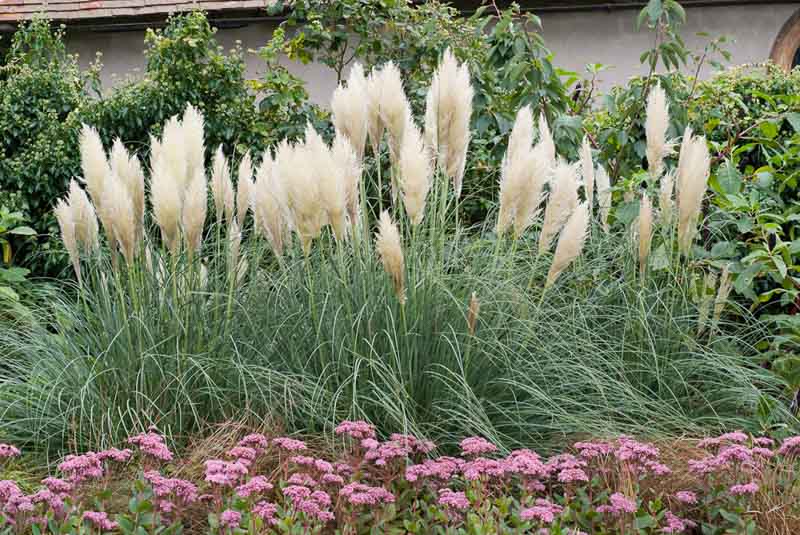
top-left (204, 459), bottom-right (248, 487)
top-left (520, 499), bottom-right (564, 524)
top-left (438, 488), bottom-right (469, 510)
top-left (335, 420), bottom-right (376, 440)
top-left (219, 509), bottom-right (241, 529)
top-left (314, 459), bottom-right (333, 473)
top-left (238, 433), bottom-right (269, 451)
top-left (597, 493), bottom-right (637, 515)
top-left (58, 453), bottom-right (104, 483)
top-left (459, 436), bottom-right (498, 456)
top-left (574, 441), bottom-right (614, 459)
top-left (282, 485), bottom-right (312, 503)
top-left (462, 457), bottom-right (506, 480)
top-left (30, 488), bottom-right (66, 514)
top-left (662, 511), bottom-right (696, 534)
top-left (127, 431), bottom-right (173, 461)
top-left (557, 468), bottom-right (589, 484)
top-left (505, 449), bottom-right (547, 478)
top-left (752, 437), bottom-right (774, 448)
top-left (339, 482), bottom-right (395, 506)
top-left (364, 440), bottom-right (412, 466)
top-left (287, 473), bottom-right (318, 487)
top-left (252, 501), bottom-right (279, 525)
top-left (674, 491), bottom-right (697, 505)
top-left (615, 437), bottom-right (660, 464)
top-left (41, 477), bottom-right (72, 496)
top-left (321, 473), bottom-right (345, 486)
top-left (389, 434), bottom-right (436, 454)
top-left (82, 511), bottom-right (118, 531)
top-left (96, 447), bottom-right (133, 463)
top-left (0, 444), bottom-right (21, 458)
top-left (360, 438), bottom-right (379, 450)
top-left (235, 476), bottom-right (273, 498)
top-left (777, 436), bottom-right (800, 457)
top-left (143, 471), bottom-right (198, 503)
top-left (226, 446), bottom-right (257, 466)
top-left (273, 437), bottom-right (307, 452)
top-left (729, 482), bottom-right (759, 496)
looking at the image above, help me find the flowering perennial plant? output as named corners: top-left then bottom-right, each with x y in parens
top-left (2, 429), bottom-right (799, 534)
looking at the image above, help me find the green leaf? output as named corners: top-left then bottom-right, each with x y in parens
top-left (786, 112), bottom-right (800, 133)
top-left (714, 162), bottom-right (742, 195)
top-left (8, 226), bottom-right (36, 236)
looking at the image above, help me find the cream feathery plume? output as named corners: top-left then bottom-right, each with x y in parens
top-left (376, 62), bottom-right (411, 163)
top-left (79, 124), bottom-right (109, 209)
top-left (537, 113), bottom-right (556, 174)
top-left (375, 210), bottom-right (405, 304)
top-left (331, 62), bottom-right (369, 162)
top-left (424, 48), bottom-right (473, 197)
top-left (399, 119), bottom-right (432, 226)
top-left (545, 202), bottom-right (589, 288)
top-left (211, 145), bottom-right (234, 225)
top-left (506, 106), bottom-right (534, 165)
top-left (366, 68), bottom-right (385, 157)
top-left (697, 271), bottom-right (717, 335)
top-left (160, 114), bottom-right (189, 189)
top-left (306, 124), bottom-right (348, 241)
top-left (645, 83), bottom-right (672, 179)
top-left (253, 154), bottom-right (288, 256)
top-left (236, 151), bottom-right (254, 228)
top-left (109, 139), bottom-right (145, 241)
top-left (102, 174), bottom-right (137, 265)
top-left (580, 137), bottom-right (594, 215)
top-left (676, 131), bottom-right (711, 254)
top-left (497, 106), bottom-right (535, 236)
top-left (67, 180), bottom-right (99, 253)
top-left (512, 145), bottom-right (549, 238)
top-left (711, 264), bottom-right (733, 333)
top-left (595, 165), bottom-right (612, 233)
top-left (332, 133), bottom-right (363, 227)
top-left (675, 126), bottom-right (693, 198)
top-left (638, 192), bottom-right (653, 278)
top-left (182, 166), bottom-right (207, 259)
top-left (182, 104), bottom-right (205, 177)
top-left (539, 161), bottom-right (579, 253)
top-left (54, 199), bottom-right (81, 283)
top-left (150, 152), bottom-right (182, 254)
top-left (659, 169), bottom-right (675, 226)
top-left (277, 140), bottom-right (326, 254)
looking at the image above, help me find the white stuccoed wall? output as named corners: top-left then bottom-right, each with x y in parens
top-left (64, 3), bottom-right (800, 105)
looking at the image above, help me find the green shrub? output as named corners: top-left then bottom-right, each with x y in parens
top-left (0, 18), bottom-right (94, 275)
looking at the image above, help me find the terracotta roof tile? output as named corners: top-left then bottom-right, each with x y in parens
top-left (0, 0), bottom-right (269, 22)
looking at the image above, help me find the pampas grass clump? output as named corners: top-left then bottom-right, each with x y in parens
top-left (1, 53), bottom-right (782, 456)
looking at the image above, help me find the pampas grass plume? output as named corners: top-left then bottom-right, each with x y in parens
top-left (150, 154), bottom-right (183, 254)
top-left (376, 62), bottom-right (411, 163)
top-left (332, 133), bottom-right (362, 227)
top-left (182, 166), bottom-right (208, 259)
top-left (67, 180), bottom-right (99, 253)
top-left (236, 152), bottom-right (254, 227)
top-left (211, 145), bottom-right (235, 225)
top-left (424, 48), bottom-right (473, 197)
top-left (539, 161), bottom-right (579, 253)
top-left (229, 217), bottom-right (242, 272)
top-left (467, 292), bottom-right (480, 336)
top-left (182, 104), bottom-right (205, 176)
top-left (79, 124), bottom-right (109, 209)
top-left (711, 265), bottom-right (733, 333)
top-left (102, 174), bottom-right (137, 265)
top-left (595, 165), bottom-right (612, 232)
top-left (376, 211), bottom-right (405, 304)
top-left (307, 124), bottom-right (348, 241)
top-left (54, 199), bottom-right (81, 282)
top-left (109, 139), bottom-right (145, 240)
top-left (545, 202), bottom-right (589, 288)
top-left (638, 192), bottom-right (653, 278)
top-left (399, 119), bottom-right (432, 225)
top-left (278, 141), bottom-right (326, 254)
top-left (645, 83), bottom-right (672, 179)
top-left (254, 155), bottom-right (288, 256)
top-left (537, 113), bottom-right (556, 173)
top-left (332, 62), bottom-right (369, 162)
top-left (677, 131), bottom-right (711, 254)
top-left (366, 68), bottom-right (385, 157)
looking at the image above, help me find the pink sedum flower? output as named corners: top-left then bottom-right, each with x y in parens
top-left (674, 491), bottom-right (697, 505)
top-left (273, 437), bottom-right (307, 452)
top-left (127, 430), bottom-right (173, 461)
top-left (557, 468), bottom-right (588, 483)
top-left (597, 493), bottom-right (637, 515)
top-left (219, 509), bottom-right (241, 529)
top-left (0, 444), bottom-right (21, 458)
top-left (437, 488), bottom-right (469, 510)
top-left (777, 436), bottom-right (800, 457)
top-left (339, 482), bottom-right (395, 506)
top-left (459, 436), bottom-right (498, 456)
top-left (520, 499), bottom-right (563, 524)
top-left (235, 476), bottom-right (273, 498)
top-left (729, 482), bottom-right (759, 496)
top-left (662, 511), bottom-right (696, 533)
top-left (82, 511), bottom-right (118, 531)
top-left (335, 420), bottom-right (376, 440)
top-left (252, 501), bottom-right (279, 525)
